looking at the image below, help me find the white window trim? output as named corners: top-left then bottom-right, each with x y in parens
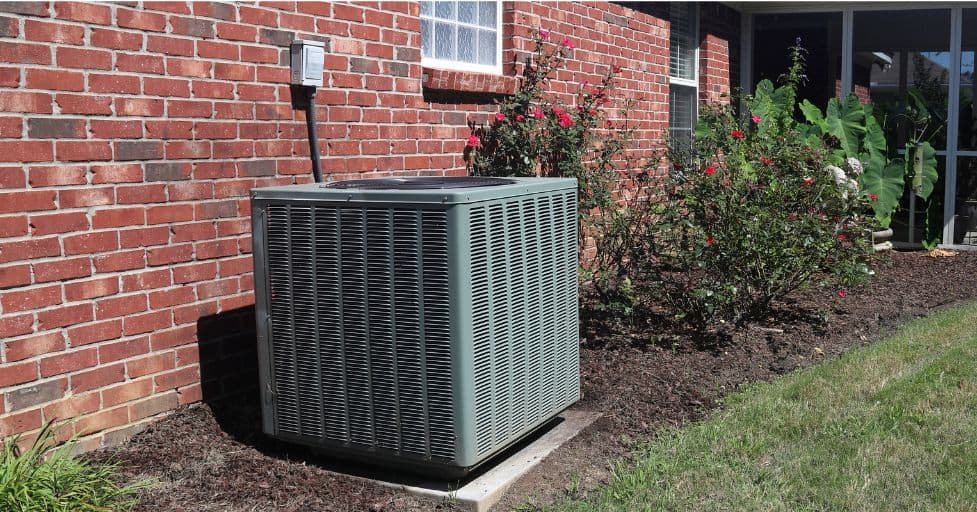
top-left (669, 3), bottom-right (700, 135)
top-left (420, 1), bottom-right (504, 75)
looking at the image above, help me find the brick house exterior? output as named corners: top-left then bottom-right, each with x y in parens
top-left (0, 1), bottom-right (739, 451)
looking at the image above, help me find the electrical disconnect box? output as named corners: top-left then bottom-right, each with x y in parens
top-left (290, 40), bottom-right (325, 87)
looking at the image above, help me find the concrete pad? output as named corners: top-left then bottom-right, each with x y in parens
top-left (345, 410), bottom-right (600, 512)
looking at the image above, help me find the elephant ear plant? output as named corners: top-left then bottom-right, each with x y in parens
top-left (799, 90), bottom-right (940, 237)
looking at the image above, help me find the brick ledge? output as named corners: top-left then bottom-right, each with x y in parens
top-left (422, 67), bottom-right (519, 95)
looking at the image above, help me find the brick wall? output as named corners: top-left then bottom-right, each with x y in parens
top-left (0, 1), bottom-right (735, 451)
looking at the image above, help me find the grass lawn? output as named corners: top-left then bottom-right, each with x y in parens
top-left (548, 302), bottom-right (977, 512)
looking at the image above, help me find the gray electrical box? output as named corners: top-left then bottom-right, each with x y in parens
top-left (290, 40), bottom-right (325, 87)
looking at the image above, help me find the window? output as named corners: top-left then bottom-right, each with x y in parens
top-left (669, 3), bottom-right (698, 148)
top-left (420, 1), bottom-right (502, 74)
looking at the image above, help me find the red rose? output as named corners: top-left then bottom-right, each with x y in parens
top-left (868, 192), bottom-right (879, 201)
top-left (837, 289), bottom-right (847, 298)
top-left (731, 129), bottom-right (744, 139)
top-left (516, 114), bottom-right (525, 121)
top-left (562, 37), bottom-right (574, 49)
top-left (802, 177), bottom-right (814, 186)
top-left (704, 164), bottom-right (716, 175)
top-left (588, 109), bottom-right (598, 116)
top-left (495, 113), bottom-right (505, 121)
top-left (533, 108), bottom-right (544, 119)
top-left (558, 113), bottom-right (574, 127)
top-left (760, 157), bottom-right (772, 166)
top-left (706, 237), bottom-right (715, 246)
top-left (837, 234), bottom-right (848, 241)
top-left (466, 135), bottom-right (480, 148)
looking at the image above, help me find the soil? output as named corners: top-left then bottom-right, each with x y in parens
top-left (89, 250), bottom-right (977, 511)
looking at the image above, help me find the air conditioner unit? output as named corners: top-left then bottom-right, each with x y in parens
top-left (250, 176), bottom-right (579, 477)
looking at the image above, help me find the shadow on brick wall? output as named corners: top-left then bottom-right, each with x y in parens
top-left (196, 305), bottom-right (263, 441)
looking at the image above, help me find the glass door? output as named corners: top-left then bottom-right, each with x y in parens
top-left (954, 9), bottom-right (977, 247)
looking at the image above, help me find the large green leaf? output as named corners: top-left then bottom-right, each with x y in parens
top-left (799, 99), bottom-right (827, 134)
top-left (859, 157), bottom-right (905, 227)
top-left (911, 141), bottom-right (938, 201)
top-left (824, 95), bottom-right (866, 159)
top-left (862, 103), bottom-right (887, 162)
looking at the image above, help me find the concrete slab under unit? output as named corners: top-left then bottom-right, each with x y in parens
top-left (342, 410), bottom-right (600, 512)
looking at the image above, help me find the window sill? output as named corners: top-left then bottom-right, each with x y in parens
top-left (422, 67), bottom-right (518, 95)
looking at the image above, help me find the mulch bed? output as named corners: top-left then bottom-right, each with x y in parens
top-left (89, 250), bottom-right (977, 511)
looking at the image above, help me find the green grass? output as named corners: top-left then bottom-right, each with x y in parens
top-left (0, 422), bottom-right (145, 512)
top-left (551, 302), bottom-right (977, 512)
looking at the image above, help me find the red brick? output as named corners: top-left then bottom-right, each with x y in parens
top-left (115, 97), bottom-right (164, 117)
top-left (54, 2), bottom-right (111, 24)
top-left (74, 406), bottom-right (128, 436)
top-left (93, 207), bottom-right (146, 229)
top-left (89, 74), bottom-right (138, 95)
top-left (91, 120), bottom-right (143, 139)
top-left (101, 378), bottom-right (153, 407)
top-left (56, 141), bottom-right (111, 162)
top-left (167, 99), bottom-right (213, 117)
top-left (143, 76), bottom-right (190, 97)
top-left (64, 231), bottom-right (119, 256)
top-left (0, 408), bottom-right (41, 437)
top-left (30, 212), bottom-right (89, 235)
top-left (0, 237), bottom-right (61, 264)
top-left (0, 166), bottom-right (25, 189)
top-left (0, 91), bottom-right (52, 113)
top-left (173, 261), bottom-right (217, 284)
top-left (240, 45), bottom-right (279, 64)
top-left (67, 319), bottom-right (123, 346)
top-left (146, 120), bottom-right (193, 139)
top-left (64, 276), bottom-right (119, 301)
top-left (36, 303), bottom-right (93, 330)
top-left (98, 337), bottom-right (150, 364)
top-left (168, 182), bottom-right (215, 202)
top-left (120, 226), bottom-right (170, 248)
top-left (32, 256), bottom-right (91, 282)
top-left (0, 41), bottom-right (51, 64)
top-left (59, 187), bottom-right (114, 208)
top-left (173, 299), bottom-right (218, 325)
top-left (0, 141), bottom-right (53, 163)
top-left (71, 363), bottom-right (125, 393)
top-left (92, 250), bottom-right (146, 273)
top-left (0, 66), bottom-right (17, 88)
top-left (95, 293), bottom-right (148, 320)
top-left (240, 6), bottom-right (278, 26)
top-left (167, 58), bottom-right (212, 78)
top-left (56, 47), bottom-right (111, 70)
top-left (123, 310), bottom-right (172, 335)
top-left (177, 382), bottom-right (202, 404)
top-left (147, 34), bottom-right (194, 56)
top-left (117, 184), bottom-right (167, 204)
top-left (118, 8), bottom-right (167, 32)
top-left (197, 40), bottom-right (239, 60)
top-left (196, 238), bottom-right (239, 259)
top-left (192, 80), bottom-right (234, 99)
top-left (147, 243), bottom-right (193, 266)
top-left (166, 141), bottom-right (212, 159)
top-left (116, 53), bottom-right (165, 74)
top-left (91, 164), bottom-right (143, 184)
top-left (154, 365), bottom-right (198, 391)
top-left (169, 16), bottom-right (215, 38)
top-left (214, 62), bottom-right (254, 81)
top-left (0, 216), bottom-right (27, 238)
top-left (91, 28), bottom-right (143, 50)
top-left (28, 165), bottom-right (87, 187)
top-left (171, 222), bottom-right (215, 243)
top-left (218, 22), bottom-right (257, 42)
top-left (0, 313), bottom-right (34, 338)
top-left (219, 293), bottom-right (254, 311)
top-left (26, 68), bottom-right (84, 91)
top-left (195, 121), bottom-right (238, 139)
top-left (1, 284), bottom-right (61, 313)
top-left (149, 286), bottom-right (195, 309)
top-left (0, 116), bottom-right (20, 137)
top-left (0, 263), bottom-right (30, 289)
top-left (129, 392), bottom-right (178, 421)
top-left (24, 19), bottom-right (85, 44)
top-left (43, 392), bottom-right (100, 421)
top-left (197, 278), bottom-right (239, 300)
top-left (40, 347), bottom-right (97, 377)
top-left (121, 269), bottom-right (172, 292)
top-left (4, 332), bottom-right (65, 361)
top-left (0, 190), bottom-right (55, 213)
top-left (147, 204), bottom-right (194, 224)
top-left (126, 352), bottom-right (175, 378)
top-left (150, 324), bottom-right (196, 350)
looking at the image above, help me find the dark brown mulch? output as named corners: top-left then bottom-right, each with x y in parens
top-left (90, 251), bottom-right (977, 512)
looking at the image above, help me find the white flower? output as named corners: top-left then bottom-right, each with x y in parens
top-left (844, 157), bottom-right (864, 176)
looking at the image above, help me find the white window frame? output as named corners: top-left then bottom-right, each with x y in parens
top-left (420, 1), bottom-right (504, 75)
top-left (669, 3), bottom-right (700, 142)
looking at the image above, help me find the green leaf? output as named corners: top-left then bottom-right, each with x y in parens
top-left (824, 95), bottom-right (866, 159)
top-left (799, 99), bottom-right (827, 133)
top-left (862, 103), bottom-right (887, 162)
top-left (911, 141), bottom-right (938, 201)
top-left (860, 157), bottom-right (906, 227)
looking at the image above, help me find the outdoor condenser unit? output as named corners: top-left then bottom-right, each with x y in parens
top-left (250, 176), bottom-right (580, 477)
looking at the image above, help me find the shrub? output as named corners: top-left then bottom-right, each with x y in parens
top-left (0, 421), bottom-right (145, 511)
top-left (641, 46), bottom-right (873, 329)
